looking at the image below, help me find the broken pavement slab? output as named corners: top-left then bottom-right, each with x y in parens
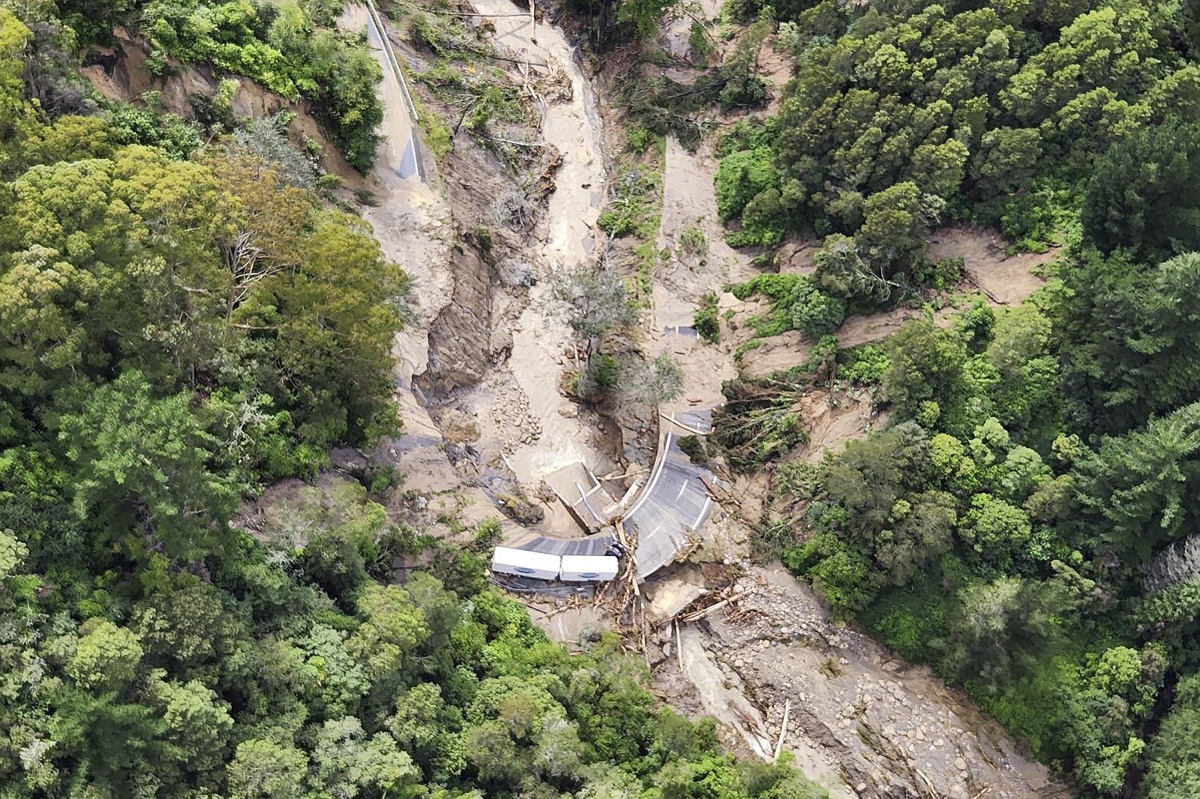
top-left (646, 576), bottom-right (709, 621)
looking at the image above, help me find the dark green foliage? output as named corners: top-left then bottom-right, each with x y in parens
top-left (0, 19), bottom-right (836, 799)
top-left (0, 12), bottom-right (410, 583)
top-left (718, 0), bottom-right (1191, 293)
top-left (616, 0), bottom-right (677, 38)
top-left (695, 292), bottom-right (721, 342)
top-left (1051, 645), bottom-right (1167, 793)
top-left (731, 274), bottom-right (846, 339)
top-left (1071, 401), bottom-right (1200, 563)
top-left (0, 464), bottom-right (837, 799)
top-left (1082, 123), bottom-right (1200, 263)
top-left (678, 434), bottom-right (708, 464)
top-left (708, 8), bottom-right (1200, 797)
top-left (576, 352), bottom-right (622, 400)
top-left (839, 344), bottom-right (890, 387)
top-left (740, 250), bottom-right (1200, 796)
top-left (564, 0), bottom-right (681, 47)
top-left (997, 178), bottom-right (1081, 252)
top-left (717, 18), bottom-right (771, 113)
top-left (1143, 675), bottom-right (1200, 798)
top-left (1056, 251), bottom-right (1200, 434)
top-left (783, 531), bottom-right (873, 613)
top-left (716, 146), bottom-right (776, 223)
top-left (104, 101), bottom-right (203, 158)
top-left (58, 371), bottom-right (239, 562)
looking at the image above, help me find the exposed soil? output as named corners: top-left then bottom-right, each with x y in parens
top-left (417, 0), bottom-right (620, 501)
top-left (222, 4), bottom-right (1078, 796)
top-left (80, 26), bottom-right (373, 191)
top-left (789, 389), bottom-right (880, 463)
top-left (929, 225), bottom-right (1058, 306)
top-left (343, 5), bottom-right (505, 539)
top-left (650, 564), bottom-right (1070, 799)
top-left (648, 138), bottom-right (760, 414)
top-left (759, 40), bottom-right (793, 115)
top-left (526, 7), bottom-right (1067, 794)
top-left (722, 223), bottom-right (1057, 380)
top-left (737, 331), bottom-right (810, 379)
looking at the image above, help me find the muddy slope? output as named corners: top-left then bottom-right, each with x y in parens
top-left (80, 27), bottom-right (372, 189)
top-left (652, 566), bottom-right (1069, 799)
top-left (415, 0), bottom-right (624, 504)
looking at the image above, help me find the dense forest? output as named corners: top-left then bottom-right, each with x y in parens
top-left (707, 0), bottom-right (1200, 797)
top-left (12, 0), bottom-right (1200, 794)
top-left (0, 3), bottom-right (838, 798)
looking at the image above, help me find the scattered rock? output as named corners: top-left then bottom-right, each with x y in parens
top-left (441, 409), bottom-right (481, 443)
top-left (497, 257), bottom-right (536, 288)
top-left (496, 491), bottom-right (545, 525)
top-left (329, 447), bottom-right (368, 471)
top-left (445, 442), bottom-right (482, 467)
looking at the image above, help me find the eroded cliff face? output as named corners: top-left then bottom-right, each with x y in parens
top-left (419, 146), bottom-right (583, 396)
top-left (408, 128), bottom-right (517, 396)
top-left (420, 235), bottom-right (500, 394)
top-left (77, 27), bottom-right (370, 188)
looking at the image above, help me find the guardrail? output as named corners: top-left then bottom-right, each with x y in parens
top-left (363, 0), bottom-right (420, 121)
top-left (362, 0), bottom-right (426, 180)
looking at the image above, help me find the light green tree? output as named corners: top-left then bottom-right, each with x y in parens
top-left (66, 619), bottom-right (143, 692)
top-left (154, 677), bottom-right (235, 779)
top-left (227, 739), bottom-right (309, 799)
top-left (347, 584), bottom-right (429, 681)
top-left (310, 717), bottom-right (420, 798)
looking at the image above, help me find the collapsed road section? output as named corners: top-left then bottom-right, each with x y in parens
top-left (490, 411), bottom-right (718, 584)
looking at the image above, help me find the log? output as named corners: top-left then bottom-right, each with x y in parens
top-left (773, 699), bottom-right (790, 762)
top-left (678, 590), bottom-right (752, 623)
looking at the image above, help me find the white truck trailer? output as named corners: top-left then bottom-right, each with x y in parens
top-left (559, 555), bottom-right (620, 582)
top-left (490, 547), bottom-right (562, 580)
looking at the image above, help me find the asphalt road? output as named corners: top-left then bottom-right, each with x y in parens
top-left (512, 411), bottom-right (717, 580)
top-left (355, 1), bottom-right (423, 181)
top-left (623, 412), bottom-right (716, 578)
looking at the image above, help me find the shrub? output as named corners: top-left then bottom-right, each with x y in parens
top-left (627, 127), bottom-right (654, 153)
top-left (733, 274), bottom-right (846, 338)
top-left (471, 518), bottom-right (505, 552)
top-left (679, 225), bottom-right (708, 257)
top-left (576, 354), bottom-right (621, 400)
top-left (695, 293), bottom-right (721, 343)
top-left (783, 532), bottom-right (875, 613)
top-left (715, 146), bottom-right (777, 221)
top-left (841, 344), bottom-right (890, 386)
top-left (789, 283), bottom-right (846, 338)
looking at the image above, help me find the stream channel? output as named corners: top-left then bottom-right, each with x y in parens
top-left (346, 2), bottom-right (1069, 797)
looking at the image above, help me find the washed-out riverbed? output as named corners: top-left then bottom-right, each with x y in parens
top-left (350, 2), bottom-right (1070, 796)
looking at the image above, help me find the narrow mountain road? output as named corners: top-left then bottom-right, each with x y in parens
top-left (342, 2), bottom-right (423, 182)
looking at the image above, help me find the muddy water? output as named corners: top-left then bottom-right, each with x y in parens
top-left (461, 0), bottom-right (612, 488)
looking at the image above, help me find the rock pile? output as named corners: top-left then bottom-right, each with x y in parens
top-left (663, 567), bottom-right (1065, 799)
top-left (494, 386), bottom-right (543, 453)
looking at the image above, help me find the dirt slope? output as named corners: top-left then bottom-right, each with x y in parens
top-left (653, 565), bottom-right (1069, 799)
